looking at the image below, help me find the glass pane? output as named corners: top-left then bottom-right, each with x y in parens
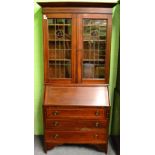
top-left (83, 19), bottom-right (107, 79)
top-left (48, 18), bottom-right (72, 79)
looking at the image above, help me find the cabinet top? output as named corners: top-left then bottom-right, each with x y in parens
top-left (37, 1), bottom-right (117, 8)
top-left (44, 86), bottom-right (110, 107)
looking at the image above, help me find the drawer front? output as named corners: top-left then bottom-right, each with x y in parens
top-left (45, 131), bottom-right (107, 143)
top-left (45, 107), bottom-right (106, 119)
top-left (45, 119), bottom-right (108, 131)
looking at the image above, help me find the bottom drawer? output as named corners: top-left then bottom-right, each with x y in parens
top-left (45, 131), bottom-right (107, 144)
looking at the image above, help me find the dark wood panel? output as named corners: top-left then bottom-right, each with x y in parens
top-left (45, 130), bottom-right (108, 144)
top-left (38, 2), bottom-right (117, 8)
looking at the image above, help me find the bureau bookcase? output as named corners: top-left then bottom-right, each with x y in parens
top-left (38, 2), bottom-right (116, 154)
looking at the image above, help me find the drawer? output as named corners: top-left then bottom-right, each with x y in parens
top-left (45, 131), bottom-right (107, 144)
top-left (45, 107), bottom-right (106, 119)
top-left (45, 119), bottom-right (108, 131)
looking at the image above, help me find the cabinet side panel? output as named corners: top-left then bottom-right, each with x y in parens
top-left (42, 15), bottom-right (49, 83)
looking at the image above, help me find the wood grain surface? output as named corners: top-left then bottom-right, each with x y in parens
top-left (44, 86), bottom-right (109, 106)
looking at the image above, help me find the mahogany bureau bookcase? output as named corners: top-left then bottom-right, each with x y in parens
top-left (37, 1), bottom-right (116, 154)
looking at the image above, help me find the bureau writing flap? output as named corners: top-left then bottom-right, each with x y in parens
top-left (44, 86), bottom-right (110, 107)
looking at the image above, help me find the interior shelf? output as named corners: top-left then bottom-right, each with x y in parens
top-left (49, 59), bottom-right (71, 61)
top-left (49, 49), bottom-right (71, 50)
top-left (48, 24), bottom-right (71, 26)
top-left (49, 40), bottom-right (71, 41)
top-left (83, 40), bottom-right (106, 41)
top-left (83, 59), bottom-right (105, 62)
top-left (83, 25), bottom-right (106, 27)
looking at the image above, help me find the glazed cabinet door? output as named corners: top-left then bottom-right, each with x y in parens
top-left (77, 14), bottom-right (112, 84)
top-left (43, 14), bottom-right (76, 84)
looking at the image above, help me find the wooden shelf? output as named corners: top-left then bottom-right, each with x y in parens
top-left (83, 59), bottom-right (105, 62)
top-left (49, 39), bottom-right (71, 41)
top-left (84, 25), bottom-right (106, 27)
top-left (48, 24), bottom-right (71, 26)
top-left (83, 50), bottom-right (105, 52)
top-left (49, 49), bottom-right (71, 50)
top-left (49, 59), bottom-right (71, 61)
top-left (83, 40), bottom-right (106, 41)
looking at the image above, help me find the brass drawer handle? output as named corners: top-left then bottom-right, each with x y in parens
top-left (53, 121), bottom-right (59, 126)
top-left (94, 134), bottom-right (99, 138)
top-left (52, 111), bottom-right (59, 116)
top-left (95, 122), bottom-right (100, 127)
top-left (53, 134), bottom-right (59, 139)
top-left (95, 111), bottom-right (100, 116)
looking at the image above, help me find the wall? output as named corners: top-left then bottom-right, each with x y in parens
top-left (34, 2), bottom-right (44, 135)
top-left (109, 3), bottom-right (120, 134)
top-left (34, 0), bottom-right (120, 135)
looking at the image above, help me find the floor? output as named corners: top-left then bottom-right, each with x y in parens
top-left (34, 136), bottom-right (117, 155)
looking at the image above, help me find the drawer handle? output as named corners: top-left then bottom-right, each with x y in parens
top-left (53, 134), bottom-right (59, 139)
top-left (94, 134), bottom-right (99, 138)
top-left (53, 121), bottom-right (59, 126)
top-left (52, 111), bottom-right (59, 116)
top-left (95, 111), bottom-right (100, 116)
top-left (95, 122), bottom-right (100, 127)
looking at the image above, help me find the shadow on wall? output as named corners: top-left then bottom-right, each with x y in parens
top-left (109, 3), bottom-right (120, 134)
top-left (34, 3), bottom-right (44, 135)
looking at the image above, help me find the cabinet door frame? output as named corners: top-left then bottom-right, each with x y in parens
top-left (77, 14), bottom-right (112, 84)
top-left (42, 14), bottom-right (76, 84)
